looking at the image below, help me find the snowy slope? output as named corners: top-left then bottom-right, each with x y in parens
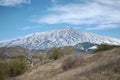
top-left (0, 28), bottom-right (120, 50)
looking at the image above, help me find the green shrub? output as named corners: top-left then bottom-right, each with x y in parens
top-left (48, 47), bottom-right (64, 60)
top-left (95, 44), bottom-right (120, 52)
top-left (0, 63), bottom-right (8, 80)
top-left (7, 59), bottom-right (28, 77)
top-left (0, 56), bottom-right (28, 80)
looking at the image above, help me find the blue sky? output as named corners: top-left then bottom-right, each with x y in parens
top-left (0, 0), bottom-right (120, 41)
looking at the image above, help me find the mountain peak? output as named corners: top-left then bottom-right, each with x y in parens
top-left (0, 28), bottom-right (120, 50)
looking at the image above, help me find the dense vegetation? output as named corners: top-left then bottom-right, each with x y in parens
top-left (94, 43), bottom-right (120, 52)
top-left (47, 47), bottom-right (64, 60)
top-left (47, 46), bottom-right (75, 60)
top-left (0, 63), bottom-right (7, 80)
top-left (0, 55), bottom-right (28, 80)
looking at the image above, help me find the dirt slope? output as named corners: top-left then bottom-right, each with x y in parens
top-left (17, 48), bottom-right (120, 80)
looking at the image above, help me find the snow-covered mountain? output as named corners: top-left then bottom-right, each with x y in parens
top-left (0, 28), bottom-right (120, 50)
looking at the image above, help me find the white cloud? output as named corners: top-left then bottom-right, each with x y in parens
top-left (86, 24), bottom-right (120, 30)
top-left (34, 0), bottom-right (120, 30)
top-left (94, 0), bottom-right (120, 7)
top-left (0, 0), bottom-right (31, 7)
top-left (21, 26), bottom-right (39, 30)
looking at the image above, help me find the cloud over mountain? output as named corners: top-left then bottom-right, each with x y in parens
top-left (34, 0), bottom-right (120, 30)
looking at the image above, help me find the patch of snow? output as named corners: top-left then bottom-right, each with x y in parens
top-left (89, 46), bottom-right (97, 50)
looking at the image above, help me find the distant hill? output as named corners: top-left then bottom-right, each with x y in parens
top-left (0, 46), bottom-right (31, 57)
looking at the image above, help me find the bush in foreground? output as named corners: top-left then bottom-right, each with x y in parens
top-left (7, 59), bottom-right (28, 77)
top-left (0, 57), bottom-right (28, 80)
top-left (0, 63), bottom-right (8, 80)
top-left (47, 47), bottom-right (64, 60)
top-left (62, 54), bottom-right (84, 71)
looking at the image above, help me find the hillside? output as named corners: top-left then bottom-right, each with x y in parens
top-left (16, 48), bottom-right (120, 80)
top-left (0, 46), bottom-right (31, 57)
top-left (0, 28), bottom-right (120, 50)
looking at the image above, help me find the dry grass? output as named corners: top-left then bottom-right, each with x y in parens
top-left (62, 54), bottom-right (84, 71)
top-left (16, 48), bottom-right (120, 80)
top-left (50, 48), bottom-right (120, 80)
top-left (17, 60), bottom-right (62, 80)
